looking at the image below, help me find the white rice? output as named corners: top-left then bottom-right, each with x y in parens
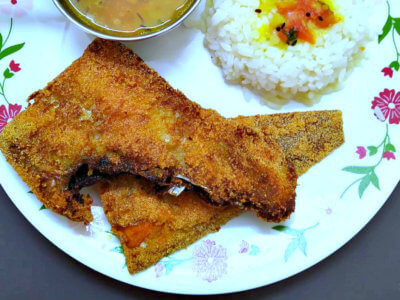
top-left (199, 0), bottom-right (375, 106)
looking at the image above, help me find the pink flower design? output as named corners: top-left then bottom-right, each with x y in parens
top-left (383, 151), bottom-right (396, 160)
top-left (381, 67), bottom-right (393, 78)
top-left (0, 0), bottom-right (33, 18)
top-left (0, 103), bottom-right (22, 132)
top-left (154, 262), bottom-right (164, 278)
top-left (372, 89), bottom-right (400, 124)
top-left (325, 208), bottom-right (333, 215)
top-left (239, 240), bottom-right (249, 254)
top-left (356, 146), bottom-right (367, 159)
top-left (192, 240), bottom-right (227, 282)
top-left (9, 60), bottom-right (21, 72)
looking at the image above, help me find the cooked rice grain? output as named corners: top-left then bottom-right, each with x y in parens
top-left (201, 0), bottom-right (374, 106)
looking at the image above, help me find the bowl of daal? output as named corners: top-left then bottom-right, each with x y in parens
top-left (53, 0), bottom-right (200, 41)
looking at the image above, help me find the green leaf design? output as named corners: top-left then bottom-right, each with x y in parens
top-left (358, 175), bottom-right (371, 198)
top-left (379, 15), bottom-right (392, 43)
top-left (342, 166), bottom-right (373, 174)
top-left (0, 42), bottom-right (24, 60)
top-left (394, 18), bottom-right (400, 35)
top-left (272, 225), bottom-right (287, 232)
top-left (272, 225), bottom-right (301, 236)
top-left (284, 238), bottom-right (299, 262)
top-left (249, 245), bottom-right (261, 256)
top-left (276, 224), bottom-right (318, 262)
top-left (370, 172), bottom-right (380, 190)
top-left (298, 236), bottom-right (307, 256)
top-left (0, 33), bottom-right (3, 50)
top-left (27, 190), bottom-right (33, 194)
top-left (384, 143), bottom-right (396, 152)
top-left (367, 146), bottom-right (378, 156)
top-left (160, 257), bottom-right (192, 275)
top-left (389, 61), bottom-right (400, 71)
top-left (39, 204), bottom-right (47, 210)
top-left (3, 68), bottom-right (13, 79)
top-left (110, 246), bottom-right (124, 254)
top-left (163, 262), bottom-right (176, 275)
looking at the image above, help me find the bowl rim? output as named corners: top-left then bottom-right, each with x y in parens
top-left (52, 0), bottom-right (201, 42)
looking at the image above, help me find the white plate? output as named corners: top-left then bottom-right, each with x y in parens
top-left (0, 0), bottom-right (399, 295)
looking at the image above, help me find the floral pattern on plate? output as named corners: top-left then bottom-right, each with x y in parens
top-left (0, 18), bottom-right (24, 132)
top-left (0, 0), bottom-right (399, 294)
top-left (379, 1), bottom-right (400, 77)
top-left (192, 240), bottom-right (228, 282)
top-left (342, 89), bottom-right (398, 199)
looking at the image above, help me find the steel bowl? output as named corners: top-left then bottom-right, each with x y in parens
top-left (52, 0), bottom-right (201, 41)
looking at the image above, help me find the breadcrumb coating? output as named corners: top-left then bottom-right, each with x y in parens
top-left (0, 39), bottom-right (297, 223)
top-left (99, 110), bottom-right (344, 274)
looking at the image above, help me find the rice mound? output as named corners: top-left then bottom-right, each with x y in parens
top-left (202, 0), bottom-right (374, 106)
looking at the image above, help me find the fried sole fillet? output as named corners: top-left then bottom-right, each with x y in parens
top-left (0, 38), bottom-right (297, 223)
top-left (99, 110), bottom-right (344, 274)
top-left (100, 175), bottom-right (241, 274)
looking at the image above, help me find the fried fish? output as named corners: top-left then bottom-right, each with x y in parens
top-left (236, 110), bottom-right (344, 176)
top-left (99, 175), bottom-right (240, 274)
top-left (99, 110), bottom-right (344, 274)
top-left (0, 38), bottom-right (297, 223)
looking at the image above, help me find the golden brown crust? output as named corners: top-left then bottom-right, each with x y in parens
top-left (98, 110), bottom-right (344, 274)
top-left (99, 175), bottom-right (239, 274)
top-left (236, 110), bottom-right (344, 176)
top-left (0, 38), bottom-right (296, 223)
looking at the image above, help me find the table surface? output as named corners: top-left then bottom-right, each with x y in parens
top-left (0, 183), bottom-right (399, 299)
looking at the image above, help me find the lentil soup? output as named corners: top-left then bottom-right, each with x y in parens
top-left (65, 0), bottom-right (196, 36)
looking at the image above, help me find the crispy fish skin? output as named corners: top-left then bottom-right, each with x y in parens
top-left (236, 110), bottom-right (344, 176)
top-left (99, 110), bottom-right (344, 274)
top-left (0, 38), bottom-right (296, 223)
top-left (99, 176), bottom-right (240, 274)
